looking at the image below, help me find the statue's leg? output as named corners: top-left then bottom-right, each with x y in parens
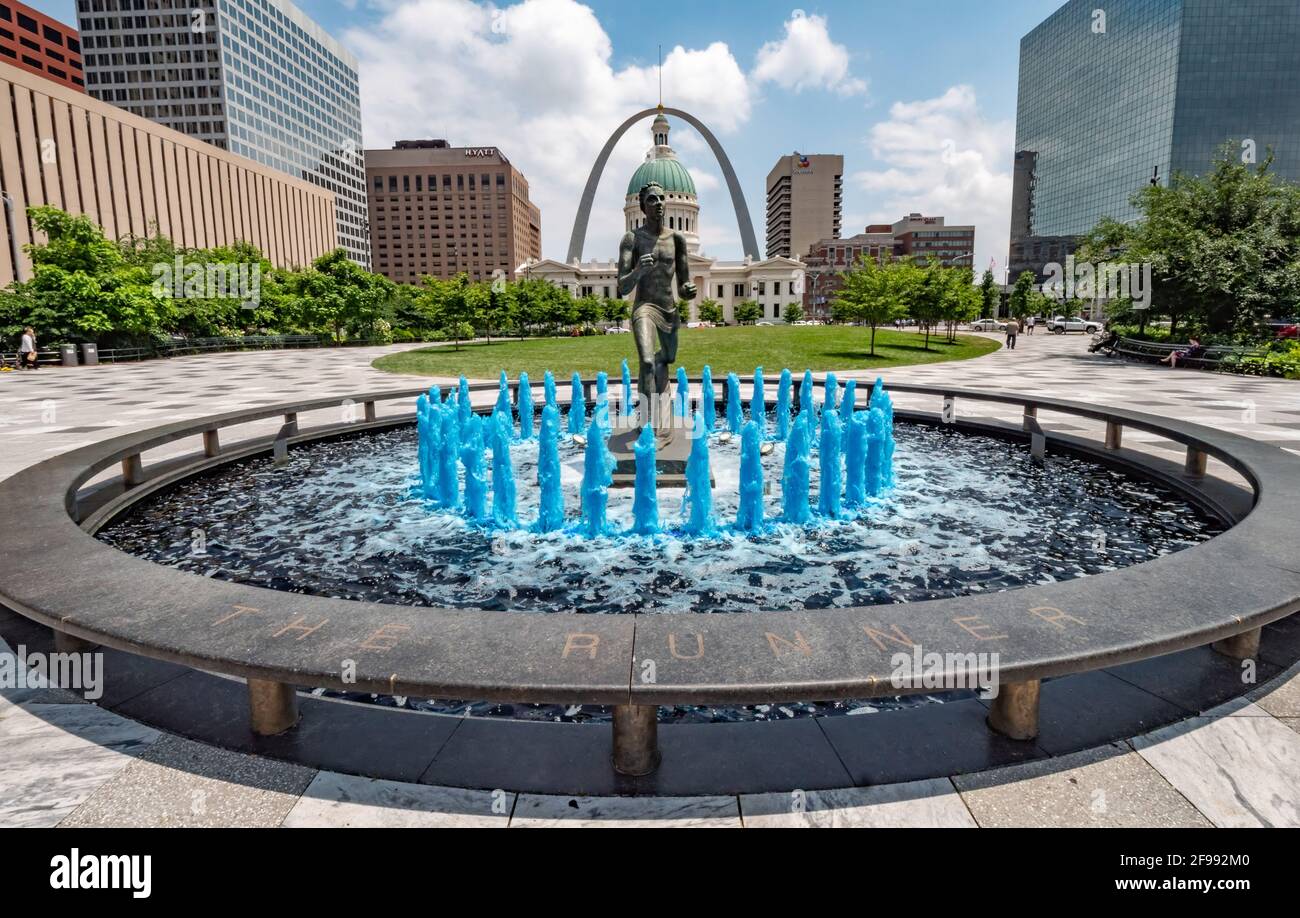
top-left (632, 312), bottom-right (657, 426)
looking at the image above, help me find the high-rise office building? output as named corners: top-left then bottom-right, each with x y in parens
top-left (364, 140), bottom-right (541, 285)
top-left (77, 0), bottom-right (369, 267)
top-left (1009, 0), bottom-right (1300, 282)
top-left (765, 152), bottom-right (842, 260)
top-left (0, 1), bottom-right (84, 91)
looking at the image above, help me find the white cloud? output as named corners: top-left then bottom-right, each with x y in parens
top-left (752, 11), bottom-right (867, 97)
top-left (349, 0), bottom-right (753, 263)
top-left (850, 85), bottom-right (1013, 281)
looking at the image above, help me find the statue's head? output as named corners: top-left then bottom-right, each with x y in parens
top-left (638, 181), bottom-right (665, 220)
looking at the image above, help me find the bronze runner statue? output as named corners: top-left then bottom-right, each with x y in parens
top-left (618, 181), bottom-right (696, 430)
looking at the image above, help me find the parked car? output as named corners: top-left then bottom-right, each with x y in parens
top-left (971, 318), bottom-right (1004, 332)
top-left (604, 325), bottom-right (630, 334)
top-left (1048, 315), bottom-right (1102, 334)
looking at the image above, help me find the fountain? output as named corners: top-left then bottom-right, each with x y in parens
top-left (681, 411), bottom-right (715, 535)
top-left (536, 404), bottom-right (564, 532)
top-left (621, 359), bottom-right (633, 416)
top-left (818, 407), bottom-right (843, 518)
top-left (701, 366), bottom-right (716, 432)
top-left (491, 411), bottom-right (518, 527)
top-left (675, 366), bottom-right (689, 418)
top-left (751, 367), bottom-right (766, 436)
top-left (776, 368), bottom-right (792, 441)
top-left (844, 411), bottom-right (867, 508)
top-left (544, 370), bottom-right (557, 414)
top-left (460, 414), bottom-right (489, 523)
top-left (735, 419), bottom-right (765, 531)
top-left (580, 414), bottom-right (613, 536)
top-left (781, 412), bottom-right (813, 524)
top-left (726, 372), bottom-right (742, 434)
top-left (437, 402), bottom-right (460, 509)
top-left (843, 378), bottom-right (857, 424)
top-left (631, 424), bottom-right (659, 535)
top-left (568, 372), bottom-right (586, 436)
top-left (518, 372), bottom-right (534, 440)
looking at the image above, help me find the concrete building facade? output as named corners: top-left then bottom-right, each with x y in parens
top-left (0, 0), bottom-right (84, 92)
top-left (0, 60), bottom-right (337, 286)
top-left (76, 0), bottom-right (369, 267)
top-left (765, 152), bottom-right (843, 260)
top-left (365, 140), bottom-right (540, 285)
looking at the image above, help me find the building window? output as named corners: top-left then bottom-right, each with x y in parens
top-left (733, 284), bottom-right (743, 297)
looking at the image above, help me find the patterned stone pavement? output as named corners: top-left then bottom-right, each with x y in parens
top-left (1, 332), bottom-right (1298, 827)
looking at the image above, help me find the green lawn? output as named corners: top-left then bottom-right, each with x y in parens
top-left (373, 325), bottom-right (1000, 379)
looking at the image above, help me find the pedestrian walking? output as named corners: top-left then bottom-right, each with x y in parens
top-left (1005, 318), bottom-right (1020, 350)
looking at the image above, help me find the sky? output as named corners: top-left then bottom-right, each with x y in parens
top-left (27, 0), bottom-right (1067, 278)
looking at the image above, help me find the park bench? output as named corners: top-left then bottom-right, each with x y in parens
top-left (1112, 337), bottom-right (1259, 370)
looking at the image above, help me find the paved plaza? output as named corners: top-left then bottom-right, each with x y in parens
top-left (2, 331), bottom-right (1298, 827)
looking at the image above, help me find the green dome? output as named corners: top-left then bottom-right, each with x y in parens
top-left (626, 157), bottom-right (696, 197)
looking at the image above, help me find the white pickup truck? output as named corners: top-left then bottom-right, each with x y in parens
top-left (1047, 315), bottom-right (1102, 334)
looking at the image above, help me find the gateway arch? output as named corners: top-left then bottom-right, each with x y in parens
top-left (566, 107), bottom-right (761, 264)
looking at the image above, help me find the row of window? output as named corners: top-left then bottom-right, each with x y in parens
top-left (0, 5), bottom-right (79, 50)
top-left (373, 173), bottom-right (508, 193)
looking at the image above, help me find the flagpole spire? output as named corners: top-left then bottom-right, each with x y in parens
top-left (657, 44), bottom-right (662, 108)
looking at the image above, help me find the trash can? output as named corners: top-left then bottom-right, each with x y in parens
top-left (80, 342), bottom-right (99, 366)
top-left (61, 344), bottom-right (78, 367)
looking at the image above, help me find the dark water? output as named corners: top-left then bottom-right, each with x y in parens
top-left (97, 422), bottom-right (1224, 722)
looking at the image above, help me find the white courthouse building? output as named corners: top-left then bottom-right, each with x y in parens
top-left (517, 113), bottom-right (806, 324)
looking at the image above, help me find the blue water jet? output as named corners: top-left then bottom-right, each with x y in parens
top-left (751, 366), bottom-right (766, 436)
top-left (865, 406), bottom-right (886, 498)
top-left (782, 412), bottom-right (813, 524)
top-left (544, 370), bottom-right (557, 413)
top-left (567, 372), bottom-right (586, 435)
top-left (631, 424), bottom-right (659, 535)
top-left (428, 384), bottom-right (441, 406)
top-left (825, 372), bottom-right (839, 414)
top-left (491, 411), bottom-right (518, 527)
top-left (818, 407), bottom-right (844, 518)
top-left (416, 394), bottom-right (433, 496)
top-left (580, 418), bottom-right (613, 537)
top-left (437, 404), bottom-right (460, 509)
top-left (845, 411), bottom-right (867, 508)
top-left (869, 378), bottom-right (896, 488)
top-left (675, 366), bottom-right (689, 417)
top-left (460, 414), bottom-right (489, 523)
top-left (701, 366), bottom-right (716, 432)
top-left (726, 372), bottom-right (742, 434)
top-left (518, 372), bottom-right (534, 440)
top-left (621, 359), bottom-right (633, 416)
top-left (458, 376), bottom-right (471, 428)
top-left (776, 368), bottom-right (792, 441)
top-left (800, 369), bottom-right (818, 428)
top-left (536, 404), bottom-right (565, 532)
top-left (596, 371), bottom-right (608, 403)
top-left (842, 378), bottom-right (856, 424)
top-left (682, 411), bottom-right (715, 535)
top-left (495, 370), bottom-right (511, 420)
top-left (736, 420), bottom-right (764, 532)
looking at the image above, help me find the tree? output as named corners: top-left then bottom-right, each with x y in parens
top-left (979, 268), bottom-right (998, 318)
top-left (602, 297), bottom-right (629, 329)
top-left (733, 300), bottom-right (761, 325)
top-left (1075, 143), bottom-right (1300, 340)
top-left (293, 249), bottom-right (395, 342)
top-left (832, 254), bottom-right (905, 355)
top-left (1009, 271), bottom-right (1037, 323)
top-left (783, 301), bottom-right (803, 324)
top-left (421, 273), bottom-right (478, 349)
top-left (696, 298), bottom-right (723, 325)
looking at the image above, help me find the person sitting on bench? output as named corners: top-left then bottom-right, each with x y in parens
top-left (1160, 336), bottom-right (1204, 368)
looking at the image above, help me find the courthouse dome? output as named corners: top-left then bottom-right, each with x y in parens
top-left (627, 157), bottom-right (697, 197)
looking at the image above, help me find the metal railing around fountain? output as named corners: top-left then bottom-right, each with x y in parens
top-left (0, 376), bottom-right (1294, 778)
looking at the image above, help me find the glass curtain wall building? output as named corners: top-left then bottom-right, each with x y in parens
top-left (1009, 0), bottom-right (1300, 282)
top-left (78, 0), bottom-right (369, 267)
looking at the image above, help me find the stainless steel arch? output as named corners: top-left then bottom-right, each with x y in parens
top-left (566, 107), bottom-right (760, 264)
